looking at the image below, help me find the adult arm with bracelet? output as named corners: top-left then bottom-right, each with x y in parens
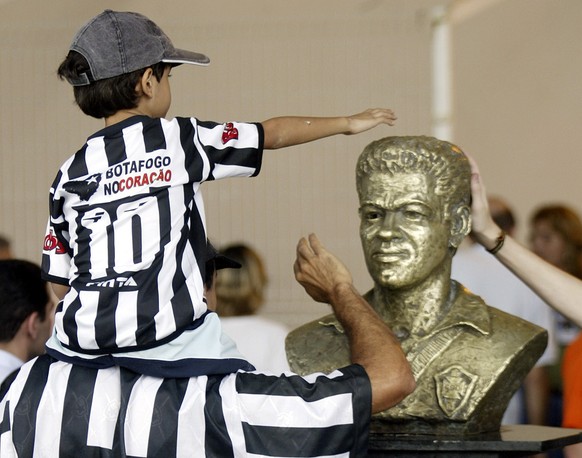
top-left (468, 155), bottom-right (582, 327)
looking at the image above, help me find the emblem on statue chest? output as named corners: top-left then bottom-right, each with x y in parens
top-left (434, 365), bottom-right (478, 417)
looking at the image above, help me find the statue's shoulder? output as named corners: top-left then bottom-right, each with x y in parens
top-left (455, 283), bottom-right (548, 355)
top-left (285, 313), bottom-right (351, 375)
top-left (288, 312), bottom-right (344, 336)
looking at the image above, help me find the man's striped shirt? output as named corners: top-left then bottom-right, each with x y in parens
top-left (41, 116), bottom-right (263, 360)
top-left (0, 356), bottom-right (371, 457)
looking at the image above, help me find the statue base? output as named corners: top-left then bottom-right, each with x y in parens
top-left (368, 425), bottom-right (582, 457)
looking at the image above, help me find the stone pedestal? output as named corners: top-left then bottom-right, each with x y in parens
top-left (368, 425), bottom-right (582, 457)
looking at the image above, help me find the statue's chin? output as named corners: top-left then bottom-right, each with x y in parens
top-left (370, 273), bottom-right (409, 290)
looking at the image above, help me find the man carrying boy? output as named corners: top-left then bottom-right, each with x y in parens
top-left (0, 10), bottom-right (413, 457)
top-left (1, 234), bottom-right (414, 457)
top-left (42, 9), bottom-right (398, 379)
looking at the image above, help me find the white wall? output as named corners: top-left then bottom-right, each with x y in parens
top-left (453, 0), bottom-right (582, 241)
top-left (2, 0), bottom-right (579, 329)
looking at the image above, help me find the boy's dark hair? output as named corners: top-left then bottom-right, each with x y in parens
top-left (0, 260), bottom-right (49, 342)
top-left (57, 51), bottom-right (168, 119)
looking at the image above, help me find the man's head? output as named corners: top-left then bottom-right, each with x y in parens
top-left (0, 260), bottom-right (56, 360)
top-left (57, 10), bottom-right (210, 118)
top-left (356, 136), bottom-right (471, 290)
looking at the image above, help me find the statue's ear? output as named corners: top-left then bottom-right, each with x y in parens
top-left (450, 204), bottom-right (471, 249)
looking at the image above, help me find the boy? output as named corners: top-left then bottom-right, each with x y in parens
top-left (42, 10), bottom-right (397, 378)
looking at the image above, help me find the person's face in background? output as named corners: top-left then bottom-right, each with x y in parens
top-left (530, 219), bottom-right (569, 269)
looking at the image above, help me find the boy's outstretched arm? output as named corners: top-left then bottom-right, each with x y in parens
top-left (293, 233), bottom-right (415, 413)
top-left (262, 108), bottom-right (397, 150)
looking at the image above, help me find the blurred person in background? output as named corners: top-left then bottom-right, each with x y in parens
top-left (529, 205), bottom-right (582, 442)
top-left (0, 260), bottom-right (56, 384)
top-left (453, 196), bottom-right (557, 426)
top-left (216, 243), bottom-right (290, 374)
top-left (467, 157), bottom-right (582, 458)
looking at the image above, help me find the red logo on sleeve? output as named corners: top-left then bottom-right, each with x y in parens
top-left (221, 122), bottom-right (239, 144)
top-left (43, 232), bottom-right (67, 254)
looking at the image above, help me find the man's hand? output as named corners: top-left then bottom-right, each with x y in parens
top-left (345, 108), bottom-right (397, 134)
top-left (293, 232), bottom-right (415, 413)
top-left (293, 234), bottom-right (353, 304)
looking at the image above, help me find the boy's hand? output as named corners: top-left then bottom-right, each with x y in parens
top-left (346, 108), bottom-right (397, 135)
top-left (294, 233), bottom-right (353, 304)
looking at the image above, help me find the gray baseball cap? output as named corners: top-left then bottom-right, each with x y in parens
top-left (67, 10), bottom-right (210, 86)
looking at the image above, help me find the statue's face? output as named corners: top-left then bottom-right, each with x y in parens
top-left (359, 170), bottom-right (452, 290)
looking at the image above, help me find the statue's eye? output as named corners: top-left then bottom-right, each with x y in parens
top-left (360, 207), bottom-right (382, 222)
top-left (401, 204), bottom-right (430, 222)
top-left (403, 210), bottom-right (423, 221)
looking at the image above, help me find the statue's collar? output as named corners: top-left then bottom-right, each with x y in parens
top-left (318, 280), bottom-right (492, 337)
top-left (434, 280), bottom-right (491, 336)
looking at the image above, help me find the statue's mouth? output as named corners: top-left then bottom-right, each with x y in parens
top-left (372, 250), bottom-right (407, 263)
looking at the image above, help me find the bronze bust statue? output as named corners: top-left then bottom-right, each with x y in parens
top-left (285, 136), bottom-right (547, 435)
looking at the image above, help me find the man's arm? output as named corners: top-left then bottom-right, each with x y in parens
top-left (262, 108), bottom-right (396, 150)
top-left (467, 155), bottom-right (582, 328)
top-left (293, 234), bottom-right (415, 413)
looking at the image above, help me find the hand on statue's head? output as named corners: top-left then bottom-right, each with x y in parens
top-left (294, 234), bottom-right (353, 304)
top-left (465, 154), bottom-right (500, 244)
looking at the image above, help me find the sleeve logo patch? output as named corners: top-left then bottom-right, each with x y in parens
top-left (221, 122), bottom-right (239, 144)
top-left (43, 231), bottom-right (67, 254)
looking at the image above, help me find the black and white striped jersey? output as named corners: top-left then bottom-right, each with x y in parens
top-left (0, 356), bottom-right (371, 458)
top-left (41, 116), bottom-right (264, 356)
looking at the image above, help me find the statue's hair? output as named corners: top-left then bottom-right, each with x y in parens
top-left (356, 136), bottom-right (471, 215)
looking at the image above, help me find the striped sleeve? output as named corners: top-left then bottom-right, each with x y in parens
top-left (41, 170), bottom-right (73, 285)
top-left (0, 357), bottom-right (371, 458)
top-left (191, 119), bottom-right (264, 180)
top-left (227, 366), bottom-right (372, 457)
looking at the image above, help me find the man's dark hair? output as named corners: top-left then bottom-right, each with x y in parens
top-left (57, 51), bottom-right (168, 119)
top-left (0, 260), bottom-right (49, 342)
top-left (204, 259), bottom-right (217, 291)
top-left (204, 241), bottom-right (218, 291)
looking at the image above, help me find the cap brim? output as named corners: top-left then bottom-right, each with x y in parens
top-left (163, 48), bottom-right (210, 66)
top-left (214, 254), bottom-right (241, 270)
